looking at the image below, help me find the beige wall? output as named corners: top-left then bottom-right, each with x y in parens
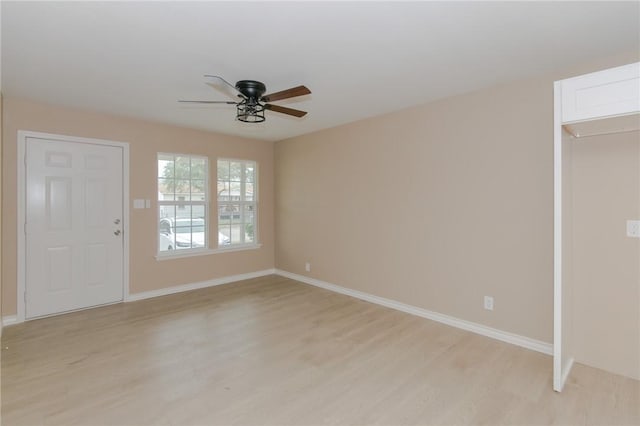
top-left (2, 97), bottom-right (275, 316)
top-left (571, 129), bottom-right (640, 379)
top-left (275, 54), bottom-right (639, 344)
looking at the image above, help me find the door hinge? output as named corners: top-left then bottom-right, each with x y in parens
top-left (24, 222), bottom-right (27, 235)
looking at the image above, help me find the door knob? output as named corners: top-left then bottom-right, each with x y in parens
top-left (114, 230), bottom-right (121, 236)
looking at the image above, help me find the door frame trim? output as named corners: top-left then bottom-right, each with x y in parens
top-left (17, 130), bottom-right (130, 323)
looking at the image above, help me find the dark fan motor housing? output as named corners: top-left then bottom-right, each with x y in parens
top-left (236, 80), bottom-right (266, 99)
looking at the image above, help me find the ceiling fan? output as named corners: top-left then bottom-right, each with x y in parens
top-left (179, 75), bottom-right (311, 123)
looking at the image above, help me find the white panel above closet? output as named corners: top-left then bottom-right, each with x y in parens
top-left (561, 62), bottom-right (640, 124)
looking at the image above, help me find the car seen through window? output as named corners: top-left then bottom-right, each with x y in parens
top-left (159, 218), bottom-right (230, 251)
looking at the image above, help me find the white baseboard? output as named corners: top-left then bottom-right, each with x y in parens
top-left (2, 269), bottom-right (276, 326)
top-left (275, 269), bottom-right (553, 356)
top-left (2, 315), bottom-right (18, 328)
top-left (3, 268), bottom-right (555, 359)
top-left (125, 268), bottom-right (276, 302)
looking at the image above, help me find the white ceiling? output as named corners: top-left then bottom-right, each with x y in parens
top-left (2, 1), bottom-right (639, 142)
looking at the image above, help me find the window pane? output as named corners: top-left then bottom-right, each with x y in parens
top-left (230, 162), bottom-right (242, 182)
top-left (175, 156), bottom-right (190, 179)
top-left (217, 160), bottom-right (229, 181)
top-left (174, 205), bottom-right (192, 227)
top-left (245, 165), bottom-right (255, 183)
top-left (244, 205), bottom-right (255, 243)
top-left (159, 204), bottom-right (176, 221)
top-left (218, 203), bottom-right (239, 223)
top-left (230, 223), bottom-right (243, 245)
top-left (159, 206), bottom-right (201, 250)
top-left (218, 223), bottom-right (231, 246)
top-left (175, 179), bottom-right (191, 200)
top-left (231, 203), bottom-right (242, 245)
top-left (158, 178), bottom-right (175, 201)
top-left (191, 158), bottom-right (207, 179)
top-left (217, 181), bottom-right (230, 201)
top-left (192, 205), bottom-right (206, 222)
top-left (229, 204), bottom-right (241, 224)
top-left (219, 203), bottom-right (242, 243)
top-left (245, 182), bottom-right (254, 201)
top-left (191, 179), bottom-right (206, 201)
top-left (158, 154), bottom-right (174, 178)
top-left (174, 211), bottom-right (207, 250)
top-left (230, 182), bottom-right (241, 201)
top-left (159, 207), bottom-right (176, 252)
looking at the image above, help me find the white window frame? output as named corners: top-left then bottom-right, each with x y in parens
top-left (217, 158), bottom-right (259, 249)
top-left (157, 153), bottom-right (209, 257)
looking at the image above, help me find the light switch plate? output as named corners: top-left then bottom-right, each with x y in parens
top-left (627, 220), bottom-right (640, 238)
top-left (133, 199), bottom-right (145, 209)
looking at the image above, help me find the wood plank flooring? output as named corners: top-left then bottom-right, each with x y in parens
top-left (2, 275), bottom-right (639, 425)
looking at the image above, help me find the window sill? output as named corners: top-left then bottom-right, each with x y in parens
top-left (155, 243), bottom-right (262, 261)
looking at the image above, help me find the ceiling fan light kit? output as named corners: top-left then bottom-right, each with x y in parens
top-left (237, 102), bottom-right (265, 123)
top-left (180, 76), bottom-right (311, 123)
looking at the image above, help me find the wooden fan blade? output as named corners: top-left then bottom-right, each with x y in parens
top-left (178, 100), bottom-right (238, 104)
top-left (261, 85), bottom-right (311, 102)
top-left (264, 103), bottom-right (307, 117)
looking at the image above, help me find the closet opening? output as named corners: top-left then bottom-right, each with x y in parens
top-left (554, 62), bottom-right (640, 392)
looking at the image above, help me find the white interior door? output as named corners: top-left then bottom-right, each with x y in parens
top-left (25, 137), bottom-right (124, 319)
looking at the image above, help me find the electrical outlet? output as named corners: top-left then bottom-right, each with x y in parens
top-left (627, 220), bottom-right (640, 238)
top-left (484, 296), bottom-right (494, 311)
top-left (305, 262), bottom-right (311, 272)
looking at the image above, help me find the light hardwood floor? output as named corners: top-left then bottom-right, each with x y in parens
top-left (2, 275), bottom-right (639, 425)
